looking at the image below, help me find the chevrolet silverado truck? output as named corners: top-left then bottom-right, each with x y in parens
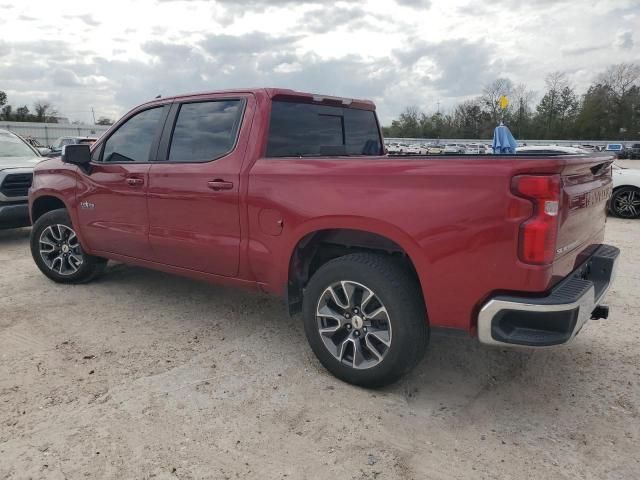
top-left (28, 89), bottom-right (619, 387)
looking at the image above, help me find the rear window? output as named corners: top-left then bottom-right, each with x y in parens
top-left (266, 101), bottom-right (382, 157)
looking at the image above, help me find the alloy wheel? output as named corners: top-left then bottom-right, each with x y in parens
top-left (316, 280), bottom-right (392, 369)
top-left (39, 224), bottom-right (84, 276)
top-left (614, 190), bottom-right (640, 218)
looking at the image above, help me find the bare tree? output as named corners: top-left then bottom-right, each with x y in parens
top-left (33, 101), bottom-right (58, 122)
top-left (511, 83), bottom-right (536, 137)
top-left (480, 78), bottom-right (514, 125)
top-left (536, 72), bottom-right (572, 136)
top-left (597, 62), bottom-right (640, 98)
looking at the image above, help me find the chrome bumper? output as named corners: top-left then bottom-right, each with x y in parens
top-left (478, 244), bottom-right (620, 347)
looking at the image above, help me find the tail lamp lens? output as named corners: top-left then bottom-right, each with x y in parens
top-left (512, 175), bottom-right (561, 265)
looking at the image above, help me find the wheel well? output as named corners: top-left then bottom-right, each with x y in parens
top-left (286, 229), bottom-right (422, 315)
top-left (32, 196), bottom-right (66, 222)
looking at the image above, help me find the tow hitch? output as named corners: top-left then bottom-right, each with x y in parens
top-left (591, 305), bottom-right (609, 320)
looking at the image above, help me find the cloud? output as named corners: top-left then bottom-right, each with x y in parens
top-left (396, 0), bottom-right (431, 7)
top-left (393, 39), bottom-right (502, 97)
top-left (301, 6), bottom-right (374, 33)
top-left (615, 30), bottom-right (634, 50)
top-left (63, 14), bottom-right (101, 26)
top-left (0, 41), bottom-right (10, 57)
top-left (200, 32), bottom-right (301, 56)
top-left (51, 68), bottom-right (82, 87)
top-left (562, 45), bottom-right (608, 56)
top-left (142, 40), bottom-right (198, 62)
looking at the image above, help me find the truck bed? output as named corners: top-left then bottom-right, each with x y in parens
top-left (248, 152), bottom-right (613, 331)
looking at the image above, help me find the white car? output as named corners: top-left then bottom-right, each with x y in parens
top-left (443, 144), bottom-right (464, 154)
top-left (611, 163), bottom-right (640, 219)
top-left (464, 144), bottom-right (483, 155)
top-left (427, 145), bottom-right (444, 155)
top-left (405, 144), bottom-right (428, 155)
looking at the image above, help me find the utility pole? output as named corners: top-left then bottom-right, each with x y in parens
top-left (91, 107), bottom-right (96, 125)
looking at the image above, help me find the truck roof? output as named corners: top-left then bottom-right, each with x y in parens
top-left (140, 88), bottom-right (376, 111)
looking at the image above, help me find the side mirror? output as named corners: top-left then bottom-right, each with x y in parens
top-left (62, 144), bottom-right (91, 167)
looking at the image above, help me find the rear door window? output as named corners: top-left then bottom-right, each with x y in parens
top-left (168, 100), bottom-right (244, 162)
top-left (266, 101), bottom-right (382, 157)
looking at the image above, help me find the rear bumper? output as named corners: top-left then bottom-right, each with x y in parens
top-left (478, 244), bottom-right (620, 347)
top-left (0, 202), bottom-right (30, 229)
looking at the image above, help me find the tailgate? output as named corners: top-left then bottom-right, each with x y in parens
top-left (555, 155), bottom-right (613, 268)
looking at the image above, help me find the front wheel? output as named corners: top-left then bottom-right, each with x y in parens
top-left (302, 253), bottom-right (428, 388)
top-left (609, 187), bottom-right (640, 219)
top-left (30, 209), bottom-right (107, 283)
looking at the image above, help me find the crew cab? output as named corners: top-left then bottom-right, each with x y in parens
top-left (28, 88), bottom-right (619, 387)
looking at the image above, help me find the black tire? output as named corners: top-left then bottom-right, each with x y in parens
top-left (609, 187), bottom-right (640, 219)
top-left (302, 253), bottom-right (428, 388)
top-left (30, 208), bottom-right (107, 283)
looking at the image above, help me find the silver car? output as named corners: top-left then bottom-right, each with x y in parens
top-left (0, 129), bottom-right (42, 228)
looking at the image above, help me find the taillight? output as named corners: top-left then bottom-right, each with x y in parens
top-left (512, 175), bottom-right (561, 265)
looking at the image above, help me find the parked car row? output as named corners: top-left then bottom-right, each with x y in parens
top-left (387, 141), bottom-right (640, 157)
top-left (386, 142), bottom-right (492, 155)
top-left (14, 135), bottom-right (98, 157)
top-left (44, 136), bottom-right (98, 157)
top-left (610, 143), bottom-right (640, 159)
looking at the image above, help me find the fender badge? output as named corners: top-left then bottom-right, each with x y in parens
top-left (80, 201), bottom-right (95, 209)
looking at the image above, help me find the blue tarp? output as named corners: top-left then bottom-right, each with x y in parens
top-left (492, 124), bottom-right (518, 154)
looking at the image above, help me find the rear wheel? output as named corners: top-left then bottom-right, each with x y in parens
top-left (302, 253), bottom-right (428, 388)
top-left (30, 209), bottom-right (107, 283)
top-left (610, 187), bottom-right (640, 219)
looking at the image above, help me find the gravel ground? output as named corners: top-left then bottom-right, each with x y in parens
top-left (1, 217), bottom-right (638, 480)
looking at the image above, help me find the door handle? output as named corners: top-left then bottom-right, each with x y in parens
top-left (126, 177), bottom-right (144, 186)
top-left (207, 180), bottom-right (234, 191)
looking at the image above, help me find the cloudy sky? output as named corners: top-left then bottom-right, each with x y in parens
top-left (0, 0), bottom-right (638, 124)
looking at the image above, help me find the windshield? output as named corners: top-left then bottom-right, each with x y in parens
top-left (0, 132), bottom-right (38, 157)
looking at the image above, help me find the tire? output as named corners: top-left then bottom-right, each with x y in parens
top-left (609, 187), bottom-right (640, 219)
top-left (30, 208), bottom-right (107, 283)
top-left (302, 253), bottom-right (429, 388)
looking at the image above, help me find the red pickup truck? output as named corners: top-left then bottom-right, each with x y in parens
top-left (28, 88), bottom-right (619, 387)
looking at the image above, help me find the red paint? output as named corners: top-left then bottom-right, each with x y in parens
top-left (29, 88), bottom-right (613, 334)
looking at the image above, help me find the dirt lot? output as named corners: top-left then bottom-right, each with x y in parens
top-left (1, 217), bottom-right (639, 480)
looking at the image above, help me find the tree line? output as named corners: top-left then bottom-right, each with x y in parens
top-left (0, 91), bottom-right (113, 125)
top-left (382, 63), bottom-right (640, 141)
top-left (0, 92), bottom-right (60, 123)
